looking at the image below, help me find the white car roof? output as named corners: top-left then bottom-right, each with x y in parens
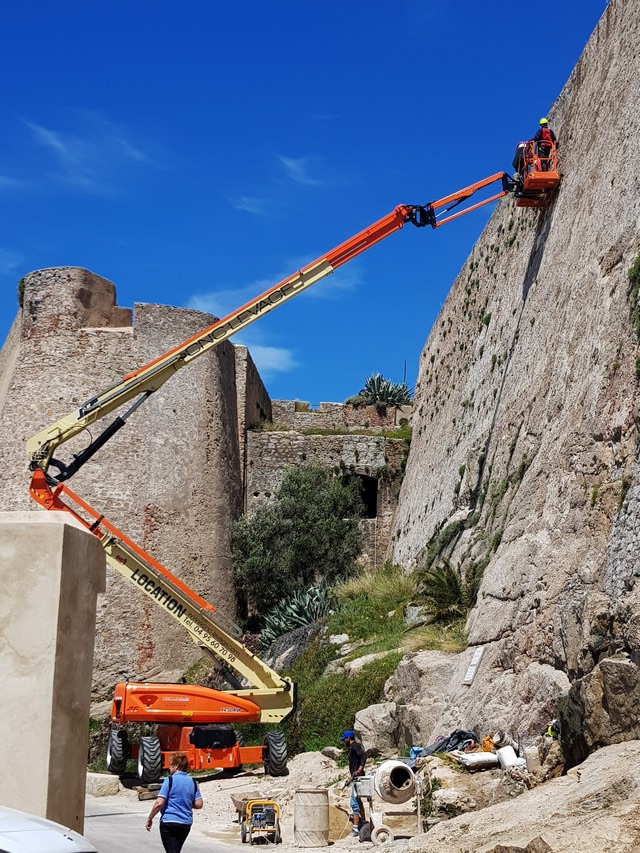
top-left (0, 805), bottom-right (97, 852)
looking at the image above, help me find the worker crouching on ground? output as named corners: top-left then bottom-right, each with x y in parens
top-left (340, 730), bottom-right (367, 836)
top-left (146, 752), bottom-right (204, 853)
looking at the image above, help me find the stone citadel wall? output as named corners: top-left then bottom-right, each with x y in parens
top-left (390, 0), bottom-right (640, 745)
top-left (271, 399), bottom-right (412, 432)
top-left (3, 2), bottom-right (635, 748)
top-left (245, 428), bottom-right (409, 570)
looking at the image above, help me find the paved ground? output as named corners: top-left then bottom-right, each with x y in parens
top-left (84, 794), bottom-right (236, 853)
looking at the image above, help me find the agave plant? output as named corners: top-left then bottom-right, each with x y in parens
top-left (260, 584), bottom-right (332, 649)
top-left (355, 373), bottom-right (413, 407)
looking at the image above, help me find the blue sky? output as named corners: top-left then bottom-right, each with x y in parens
top-left (1, 1), bottom-right (608, 406)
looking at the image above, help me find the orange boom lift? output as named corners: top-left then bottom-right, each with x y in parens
top-left (514, 140), bottom-right (561, 208)
top-left (26, 167), bottom-right (539, 783)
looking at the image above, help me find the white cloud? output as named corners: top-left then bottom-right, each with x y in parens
top-left (228, 195), bottom-right (269, 215)
top-left (0, 247), bottom-right (22, 276)
top-left (187, 255), bottom-right (363, 321)
top-left (0, 175), bottom-right (22, 190)
top-left (305, 262), bottom-right (363, 300)
top-left (24, 112), bottom-right (158, 195)
top-left (245, 343), bottom-right (297, 377)
top-left (183, 255), bottom-right (363, 378)
top-left (278, 155), bottom-right (322, 187)
top-left (184, 287), bottom-right (298, 377)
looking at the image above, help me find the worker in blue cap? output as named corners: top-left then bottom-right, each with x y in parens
top-left (340, 730), bottom-right (367, 836)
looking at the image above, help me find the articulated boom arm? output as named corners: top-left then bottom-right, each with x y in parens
top-left (26, 171), bottom-right (511, 480)
top-left (25, 170), bottom-right (512, 718)
top-left (30, 469), bottom-right (293, 722)
top-left (426, 172), bottom-right (512, 228)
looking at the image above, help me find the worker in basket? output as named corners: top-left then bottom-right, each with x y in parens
top-left (533, 118), bottom-right (558, 171)
top-left (340, 730), bottom-right (368, 837)
top-left (512, 141), bottom-right (527, 186)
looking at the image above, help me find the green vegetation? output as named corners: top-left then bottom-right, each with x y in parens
top-left (17, 277), bottom-right (25, 308)
top-left (628, 252), bottom-right (640, 341)
top-left (287, 650), bottom-right (402, 753)
top-left (232, 463), bottom-right (364, 620)
top-left (401, 619), bottom-right (467, 654)
top-left (418, 559), bottom-right (477, 621)
top-left (421, 774), bottom-right (443, 817)
top-left (236, 561), bottom-right (467, 755)
top-left (619, 475), bottom-right (631, 510)
top-left (327, 562), bottom-right (417, 648)
top-left (238, 642), bottom-right (401, 755)
top-left (422, 517), bottom-right (467, 571)
top-left (346, 373), bottom-right (413, 408)
top-left (260, 584), bottom-right (332, 648)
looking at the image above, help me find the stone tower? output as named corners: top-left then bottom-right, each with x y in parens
top-left (0, 267), bottom-right (244, 698)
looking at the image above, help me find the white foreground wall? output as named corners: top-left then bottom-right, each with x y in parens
top-left (0, 511), bottom-right (105, 831)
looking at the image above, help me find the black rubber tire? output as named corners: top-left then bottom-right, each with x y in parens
top-left (106, 729), bottom-right (129, 774)
top-left (263, 731), bottom-right (288, 777)
top-left (137, 735), bottom-right (162, 784)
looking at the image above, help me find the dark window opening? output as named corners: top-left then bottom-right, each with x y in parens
top-left (357, 474), bottom-right (378, 519)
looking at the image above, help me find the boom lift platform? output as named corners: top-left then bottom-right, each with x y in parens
top-left (25, 165), bottom-right (536, 784)
top-left (513, 140), bottom-right (560, 208)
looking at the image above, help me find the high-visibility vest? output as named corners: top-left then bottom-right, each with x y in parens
top-left (538, 126), bottom-right (553, 147)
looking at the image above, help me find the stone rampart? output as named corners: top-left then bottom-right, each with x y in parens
top-left (235, 345), bottom-right (272, 491)
top-left (271, 399), bottom-right (412, 431)
top-left (245, 429), bottom-right (408, 569)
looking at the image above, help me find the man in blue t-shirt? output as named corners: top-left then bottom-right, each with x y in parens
top-left (146, 753), bottom-right (203, 853)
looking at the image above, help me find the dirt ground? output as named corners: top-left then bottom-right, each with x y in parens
top-left (88, 742), bottom-right (640, 852)
top-left (196, 751), bottom-right (354, 849)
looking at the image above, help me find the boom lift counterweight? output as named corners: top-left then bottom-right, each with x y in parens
top-left (26, 167), bottom-right (530, 783)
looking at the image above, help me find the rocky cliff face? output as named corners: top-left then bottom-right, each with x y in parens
top-left (390, 0), bottom-right (640, 752)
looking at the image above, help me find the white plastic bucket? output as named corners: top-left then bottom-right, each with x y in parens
top-left (524, 746), bottom-right (541, 773)
top-left (294, 787), bottom-right (329, 847)
top-left (496, 745), bottom-right (526, 769)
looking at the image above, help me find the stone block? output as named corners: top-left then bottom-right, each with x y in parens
top-left (86, 773), bottom-right (120, 797)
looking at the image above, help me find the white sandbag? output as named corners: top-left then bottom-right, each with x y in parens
top-left (450, 750), bottom-right (499, 770)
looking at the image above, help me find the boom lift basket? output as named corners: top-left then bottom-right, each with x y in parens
top-left (516, 140), bottom-right (560, 208)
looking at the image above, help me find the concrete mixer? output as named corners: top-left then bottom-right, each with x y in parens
top-left (354, 760), bottom-right (424, 845)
